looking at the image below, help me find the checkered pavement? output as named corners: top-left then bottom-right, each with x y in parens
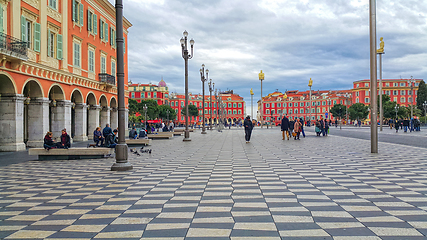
top-left (1, 128), bottom-right (427, 239)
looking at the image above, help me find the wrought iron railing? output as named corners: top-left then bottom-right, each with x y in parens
top-left (0, 32), bottom-right (28, 59)
top-left (98, 73), bottom-right (116, 85)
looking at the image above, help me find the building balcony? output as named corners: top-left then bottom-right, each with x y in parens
top-left (0, 32), bottom-right (28, 69)
top-left (98, 73), bottom-right (116, 91)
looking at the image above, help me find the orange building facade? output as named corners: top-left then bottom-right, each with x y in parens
top-left (0, 0), bottom-right (130, 151)
top-left (259, 90), bottom-right (352, 125)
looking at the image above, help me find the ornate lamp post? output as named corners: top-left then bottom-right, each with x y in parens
top-left (308, 78), bottom-right (313, 126)
top-left (208, 79), bottom-right (214, 130)
top-left (344, 93), bottom-right (351, 125)
top-left (166, 109), bottom-right (170, 122)
top-left (250, 88), bottom-right (254, 120)
top-left (143, 104), bottom-right (147, 130)
top-left (369, 0), bottom-right (378, 153)
top-left (200, 64), bottom-right (208, 134)
top-left (111, 0), bottom-right (132, 171)
top-left (259, 70), bottom-right (264, 128)
top-left (394, 105), bottom-right (399, 119)
top-left (423, 101), bottom-right (427, 125)
top-left (377, 37), bottom-right (385, 131)
top-left (408, 76), bottom-right (415, 119)
top-left (180, 30), bottom-right (195, 141)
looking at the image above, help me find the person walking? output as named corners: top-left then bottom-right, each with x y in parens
top-left (294, 118), bottom-right (302, 140)
top-left (244, 116), bottom-right (253, 143)
top-left (281, 115), bottom-right (290, 140)
top-left (289, 118), bottom-right (295, 136)
top-left (300, 118), bottom-right (306, 138)
top-left (403, 118), bottom-right (410, 132)
top-left (394, 118), bottom-right (399, 133)
top-left (324, 119), bottom-right (329, 136)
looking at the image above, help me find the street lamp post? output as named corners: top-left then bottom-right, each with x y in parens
top-left (259, 70), bottom-right (264, 128)
top-left (166, 109), bottom-right (169, 122)
top-left (377, 37), bottom-right (385, 131)
top-left (180, 30), bottom-right (195, 142)
top-left (208, 79), bottom-right (214, 130)
top-left (345, 93), bottom-right (351, 125)
top-left (308, 78), bottom-right (313, 126)
top-left (394, 105), bottom-right (399, 119)
top-left (250, 88), bottom-right (254, 120)
top-left (339, 106), bottom-right (342, 130)
top-left (111, 0), bottom-right (132, 171)
top-left (369, 0), bottom-right (378, 153)
top-left (408, 76), bottom-right (415, 119)
top-left (143, 104), bottom-right (147, 130)
top-left (423, 101), bottom-right (427, 125)
top-left (200, 64), bottom-right (208, 134)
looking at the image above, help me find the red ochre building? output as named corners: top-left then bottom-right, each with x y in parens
top-left (0, 0), bottom-right (131, 151)
top-left (128, 79), bottom-right (169, 105)
top-left (259, 90), bottom-right (352, 125)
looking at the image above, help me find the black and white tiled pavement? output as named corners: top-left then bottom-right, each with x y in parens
top-left (1, 128), bottom-right (427, 239)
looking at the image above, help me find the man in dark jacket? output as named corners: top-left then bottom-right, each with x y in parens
top-left (244, 116), bottom-right (254, 143)
top-left (57, 129), bottom-right (71, 149)
top-left (103, 124), bottom-right (112, 138)
top-left (403, 118), bottom-right (410, 132)
top-left (281, 115), bottom-right (290, 140)
top-left (105, 129), bottom-right (118, 148)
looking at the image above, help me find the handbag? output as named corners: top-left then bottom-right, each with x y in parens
top-left (292, 132), bottom-right (297, 137)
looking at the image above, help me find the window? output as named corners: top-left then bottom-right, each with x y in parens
top-left (181, 102), bottom-right (184, 107)
top-left (87, 10), bottom-right (97, 35)
top-left (401, 97), bottom-right (406, 103)
top-left (266, 103), bottom-right (270, 108)
top-left (271, 103), bottom-right (274, 108)
top-left (385, 90), bottom-right (390, 95)
top-left (322, 101), bottom-right (326, 106)
top-left (289, 109), bottom-right (292, 114)
top-left (300, 102), bottom-right (304, 107)
top-left (20, 16), bottom-right (32, 48)
top-left (233, 110), bottom-right (237, 114)
top-left (171, 102), bottom-right (174, 107)
top-left (277, 103), bottom-right (281, 108)
top-left (72, 0), bottom-right (84, 26)
top-left (393, 90), bottom-right (398, 95)
top-left (365, 90), bottom-right (369, 96)
top-left (393, 97), bottom-right (397, 102)
top-left (386, 83), bottom-right (389, 87)
top-left (111, 59), bottom-right (116, 76)
top-left (401, 90), bottom-right (405, 95)
top-left (100, 55), bottom-right (106, 73)
top-left (356, 84), bottom-right (359, 88)
top-left (110, 27), bottom-right (116, 47)
top-left (365, 83), bottom-right (369, 87)
top-left (301, 109), bottom-right (304, 113)
top-left (356, 98), bottom-right (359, 103)
top-left (415, 82), bottom-right (419, 87)
top-left (73, 42), bottom-right (81, 67)
top-left (228, 103), bottom-right (231, 108)
top-left (365, 98), bottom-right (369, 103)
top-left (394, 82), bottom-right (398, 87)
top-left (238, 110), bottom-right (241, 114)
top-left (356, 92), bottom-right (359, 97)
top-left (99, 19), bottom-right (108, 43)
top-left (49, 0), bottom-right (57, 9)
top-left (400, 82), bottom-right (405, 87)
top-left (233, 103), bottom-right (236, 108)
top-left (294, 103), bottom-right (298, 107)
top-left (271, 110), bottom-right (275, 114)
top-left (131, 92), bottom-right (134, 98)
top-left (266, 109), bottom-right (270, 114)
top-left (408, 90), bottom-right (412, 95)
top-left (228, 110), bottom-right (231, 114)
top-left (295, 109), bottom-right (298, 114)
top-left (153, 92), bottom-right (156, 98)
top-left (408, 97), bottom-right (412, 103)
top-left (88, 49), bottom-right (95, 72)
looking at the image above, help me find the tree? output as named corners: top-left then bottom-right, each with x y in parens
top-left (348, 103), bottom-right (369, 120)
top-left (139, 100), bottom-right (159, 120)
top-left (181, 104), bottom-right (199, 117)
top-left (128, 99), bottom-right (139, 116)
top-left (416, 80), bottom-right (427, 110)
top-left (158, 105), bottom-right (176, 121)
top-left (330, 104), bottom-right (346, 120)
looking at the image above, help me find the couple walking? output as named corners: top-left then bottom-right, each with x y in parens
top-left (281, 115), bottom-right (303, 140)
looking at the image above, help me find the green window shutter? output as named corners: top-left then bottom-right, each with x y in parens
top-left (71, 0), bottom-right (75, 21)
top-left (99, 20), bottom-right (103, 39)
top-left (79, 3), bottom-right (83, 26)
top-left (47, 29), bottom-right (51, 56)
top-left (110, 28), bottom-right (112, 45)
top-left (104, 23), bottom-right (108, 43)
top-left (21, 16), bottom-right (26, 41)
top-left (0, 6), bottom-right (3, 33)
top-left (33, 22), bottom-right (40, 52)
top-left (93, 14), bottom-right (97, 35)
top-left (123, 40), bottom-right (125, 54)
top-left (87, 10), bottom-right (91, 31)
top-left (114, 30), bottom-right (117, 48)
top-left (57, 34), bottom-right (63, 60)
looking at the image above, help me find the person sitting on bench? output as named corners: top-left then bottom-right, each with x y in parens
top-left (57, 128), bottom-right (71, 149)
top-left (129, 127), bottom-right (138, 139)
top-left (105, 129), bottom-right (118, 148)
top-left (93, 127), bottom-right (104, 147)
top-left (44, 132), bottom-right (56, 150)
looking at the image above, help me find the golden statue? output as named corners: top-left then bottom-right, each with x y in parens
top-left (258, 70), bottom-right (264, 80)
top-left (308, 78), bottom-right (313, 87)
top-left (250, 88), bottom-right (254, 95)
top-left (377, 37), bottom-right (384, 53)
top-left (283, 93), bottom-right (287, 99)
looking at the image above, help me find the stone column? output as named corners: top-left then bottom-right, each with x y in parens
top-left (0, 94), bottom-right (26, 151)
top-left (125, 108), bottom-right (129, 133)
top-left (73, 103), bottom-right (88, 142)
top-left (110, 107), bottom-right (118, 130)
top-left (100, 107), bottom-right (111, 130)
top-left (87, 105), bottom-right (100, 136)
top-left (26, 98), bottom-right (50, 148)
top-left (50, 100), bottom-right (72, 142)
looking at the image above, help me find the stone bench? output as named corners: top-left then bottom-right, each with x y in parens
top-left (173, 132), bottom-right (183, 136)
top-left (147, 132), bottom-right (174, 139)
top-left (28, 147), bottom-right (114, 160)
top-left (173, 129), bottom-right (194, 133)
top-left (126, 139), bottom-right (152, 146)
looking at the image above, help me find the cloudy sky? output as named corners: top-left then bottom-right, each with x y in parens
top-left (120, 0), bottom-right (427, 115)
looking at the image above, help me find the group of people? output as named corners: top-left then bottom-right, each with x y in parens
top-left (43, 129), bottom-right (71, 150)
top-left (93, 124), bottom-right (118, 148)
top-left (281, 116), bottom-right (304, 140)
top-left (391, 118), bottom-right (422, 133)
top-left (314, 118), bottom-right (330, 137)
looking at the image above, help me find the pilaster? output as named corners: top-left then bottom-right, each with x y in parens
top-left (0, 94), bottom-right (26, 151)
top-left (26, 98), bottom-right (50, 147)
top-left (39, 0), bottom-right (47, 64)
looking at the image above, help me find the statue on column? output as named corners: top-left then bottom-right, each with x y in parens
top-left (377, 37), bottom-right (384, 53)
